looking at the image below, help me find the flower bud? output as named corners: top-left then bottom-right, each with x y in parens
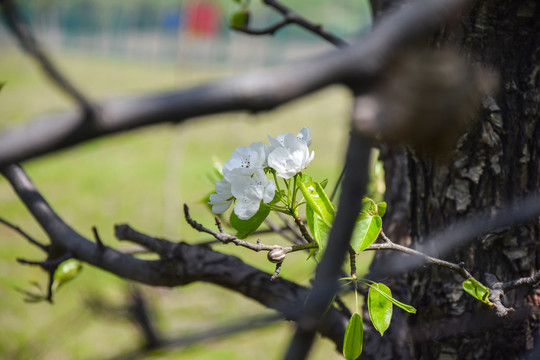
top-left (267, 248), bottom-right (286, 263)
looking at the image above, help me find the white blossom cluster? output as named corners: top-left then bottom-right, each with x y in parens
top-left (209, 127), bottom-right (314, 220)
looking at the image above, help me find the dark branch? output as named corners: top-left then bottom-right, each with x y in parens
top-left (128, 288), bottom-right (161, 349)
top-left (183, 204), bottom-right (317, 255)
top-left (16, 252), bottom-right (72, 271)
top-left (367, 231), bottom-right (474, 280)
top-left (1, 164), bottom-right (159, 285)
top-left (92, 226), bottom-right (106, 251)
top-left (370, 192), bottom-right (540, 279)
top-left (235, 18), bottom-right (292, 36)
top-left (285, 132), bottom-right (372, 359)
top-left (258, 0), bottom-right (348, 48)
top-left (0, 0), bottom-right (470, 168)
top-left (0, 216), bottom-right (49, 251)
top-left (264, 218), bottom-right (302, 245)
top-left (1, 164), bottom-right (349, 348)
top-left (0, 0), bottom-right (96, 116)
top-left (17, 251), bottom-right (72, 302)
top-left (112, 313), bottom-right (282, 360)
top-left (501, 272), bottom-right (540, 292)
top-left (277, 212), bottom-right (305, 242)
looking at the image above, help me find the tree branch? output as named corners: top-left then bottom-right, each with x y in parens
top-left (112, 313), bottom-right (283, 360)
top-left (234, 0), bottom-right (348, 48)
top-left (369, 192), bottom-right (540, 279)
top-left (235, 18), bottom-right (292, 36)
top-left (285, 131), bottom-right (372, 359)
top-left (0, 0), bottom-right (470, 168)
top-left (183, 205), bottom-right (317, 277)
top-left (0, 0), bottom-right (96, 117)
top-left (367, 231), bottom-right (474, 280)
top-left (0, 216), bottom-right (49, 251)
top-left (0, 164), bottom-right (349, 348)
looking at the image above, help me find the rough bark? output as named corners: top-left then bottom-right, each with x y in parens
top-left (367, 0), bottom-right (540, 359)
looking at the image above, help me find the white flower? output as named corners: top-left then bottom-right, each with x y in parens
top-left (230, 169), bottom-right (276, 220)
top-left (209, 178), bottom-right (233, 214)
top-left (268, 127), bottom-right (312, 152)
top-left (296, 127), bottom-right (312, 146)
top-left (267, 133), bottom-right (314, 179)
top-left (223, 142), bottom-right (267, 180)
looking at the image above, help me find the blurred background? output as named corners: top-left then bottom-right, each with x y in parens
top-left (0, 1), bottom-right (375, 359)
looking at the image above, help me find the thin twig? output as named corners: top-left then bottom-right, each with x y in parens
top-left (348, 246), bottom-right (357, 279)
top-left (285, 132), bottom-right (372, 360)
top-left (17, 252), bottom-right (72, 271)
top-left (271, 262), bottom-right (283, 281)
top-left (92, 226), bottom-right (106, 251)
top-left (366, 231), bottom-right (539, 316)
top-left (0, 216), bottom-right (49, 251)
top-left (500, 272), bottom-right (540, 292)
top-left (293, 216), bottom-right (316, 244)
top-left (215, 217), bottom-right (225, 233)
top-left (277, 212), bottom-right (305, 243)
top-left (111, 313), bottom-right (283, 360)
top-left (184, 204), bottom-right (316, 254)
top-left (330, 165), bottom-right (346, 202)
top-left (365, 231), bottom-right (473, 280)
top-left (235, 18), bottom-right (292, 35)
top-left (114, 224), bottom-right (170, 255)
top-left (0, 0), bottom-right (96, 116)
top-left (0, 0), bottom-right (472, 168)
top-left (17, 251), bottom-right (73, 302)
top-left (238, 0), bottom-right (349, 48)
top-left (264, 218), bottom-right (302, 245)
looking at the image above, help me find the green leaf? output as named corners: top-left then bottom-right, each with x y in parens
top-left (320, 178), bottom-right (328, 189)
top-left (53, 259), bottom-right (83, 290)
top-left (299, 182), bottom-right (335, 260)
top-left (361, 197), bottom-right (377, 214)
top-left (305, 205), bottom-right (329, 261)
top-left (368, 283), bottom-right (393, 336)
top-left (343, 312), bottom-right (363, 360)
top-left (299, 173), bottom-right (313, 183)
top-left (368, 283), bottom-right (417, 313)
top-left (230, 203), bottom-right (271, 239)
top-left (0, 82), bottom-right (5, 93)
top-left (298, 181), bottom-right (335, 222)
top-left (463, 278), bottom-right (494, 306)
top-left (229, 10), bottom-right (249, 29)
top-left (350, 214), bottom-right (381, 252)
top-left (377, 202), bottom-right (387, 218)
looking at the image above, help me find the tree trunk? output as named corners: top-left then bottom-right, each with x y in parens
top-left (366, 1), bottom-right (540, 359)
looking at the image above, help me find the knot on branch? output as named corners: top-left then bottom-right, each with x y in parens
top-left (353, 48), bottom-right (498, 157)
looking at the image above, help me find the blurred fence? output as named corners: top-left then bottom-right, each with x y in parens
top-left (0, 0), bottom-right (372, 71)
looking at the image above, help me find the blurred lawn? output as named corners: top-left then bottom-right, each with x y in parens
top-left (0, 50), bottom-right (373, 359)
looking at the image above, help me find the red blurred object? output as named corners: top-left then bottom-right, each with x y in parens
top-left (184, 1), bottom-right (221, 37)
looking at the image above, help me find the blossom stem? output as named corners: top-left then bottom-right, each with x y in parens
top-left (293, 214), bottom-right (316, 244)
top-left (290, 242), bottom-right (318, 252)
top-left (353, 280), bottom-right (358, 313)
top-left (266, 204), bottom-right (290, 213)
top-left (272, 170), bottom-right (287, 205)
top-left (285, 178), bottom-right (292, 204)
top-left (291, 175), bottom-right (298, 209)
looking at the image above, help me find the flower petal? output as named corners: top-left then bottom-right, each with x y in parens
top-left (209, 193), bottom-right (233, 214)
top-left (234, 198), bottom-right (260, 220)
top-left (263, 180), bottom-right (276, 203)
top-left (296, 127), bottom-right (312, 146)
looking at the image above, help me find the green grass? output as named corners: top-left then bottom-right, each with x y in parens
top-left (0, 49), bottom-right (373, 359)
